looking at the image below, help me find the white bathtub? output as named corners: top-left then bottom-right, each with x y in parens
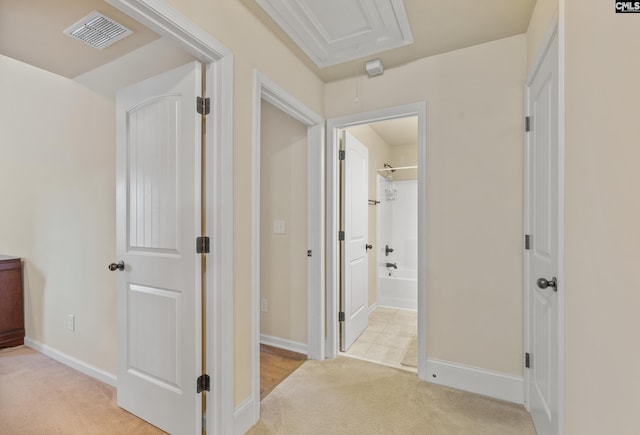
top-left (377, 268), bottom-right (417, 311)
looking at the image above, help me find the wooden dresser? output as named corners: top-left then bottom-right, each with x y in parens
top-left (0, 255), bottom-right (24, 348)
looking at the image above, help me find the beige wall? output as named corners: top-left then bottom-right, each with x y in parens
top-left (163, 0), bottom-right (325, 406)
top-left (327, 35), bottom-right (527, 375)
top-left (526, 0), bottom-right (558, 70)
top-left (0, 54), bottom-right (117, 373)
top-left (389, 143), bottom-right (418, 181)
top-left (564, 1), bottom-right (640, 433)
top-left (345, 125), bottom-right (393, 308)
top-left (259, 101), bottom-right (308, 344)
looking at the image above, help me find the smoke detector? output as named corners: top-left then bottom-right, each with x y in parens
top-left (365, 59), bottom-right (384, 77)
top-left (63, 11), bottom-right (133, 49)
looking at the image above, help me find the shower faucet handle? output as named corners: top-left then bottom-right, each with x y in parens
top-left (385, 245), bottom-right (394, 256)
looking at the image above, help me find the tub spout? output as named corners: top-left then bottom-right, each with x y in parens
top-left (386, 262), bottom-right (398, 269)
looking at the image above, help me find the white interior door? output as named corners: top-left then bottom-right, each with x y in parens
top-left (526, 33), bottom-right (560, 435)
top-left (340, 131), bottom-right (369, 351)
top-left (115, 61), bottom-right (202, 434)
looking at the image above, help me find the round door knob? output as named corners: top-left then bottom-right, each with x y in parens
top-left (536, 277), bottom-right (557, 291)
top-left (365, 244), bottom-right (373, 251)
top-left (108, 261), bottom-right (125, 272)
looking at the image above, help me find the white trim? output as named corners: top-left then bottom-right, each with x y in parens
top-left (368, 303), bottom-right (378, 315)
top-left (251, 70), bottom-right (325, 427)
top-left (326, 102), bottom-right (427, 382)
top-left (24, 338), bottom-right (117, 387)
top-left (260, 334), bottom-right (308, 355)
top-left (426, 358), bottom-right (524, 404)
top-left (105, 2), bottom-right (234, 434)
top-left (233, 397), bottom-right (255, 435)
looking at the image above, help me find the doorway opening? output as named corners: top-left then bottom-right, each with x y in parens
top-left (338, 117), bottom-right (419, 373)
top-left (251, 71), bottom-right (324, 421)
top-left (258, 99), bottom-right (309, 397)
top-left (327, 102), bottom-right (427, 380)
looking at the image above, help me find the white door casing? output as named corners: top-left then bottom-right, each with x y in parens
top-left (525, 30), bottom-right (561, 435)
top-left (116, 61), bottom-right (202, 435)
top-left (340, 131), bottom-right (369, 351)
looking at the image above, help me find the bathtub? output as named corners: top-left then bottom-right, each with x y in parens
top-left (377, 268), bottom-right (417, 311)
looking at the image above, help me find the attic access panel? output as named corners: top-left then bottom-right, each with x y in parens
top-left (257, 0), bottom-right (414, 67)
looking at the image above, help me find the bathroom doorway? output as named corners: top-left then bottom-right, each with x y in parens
top-left (338, 115), bottom-right (419, 373)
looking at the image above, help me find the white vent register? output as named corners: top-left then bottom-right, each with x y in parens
top-left (63, 11), bottom-right (133, 49)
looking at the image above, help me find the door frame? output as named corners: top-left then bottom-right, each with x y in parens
top-left (326, 102), bottom-right (427, 380)
top-left (106, 1), bottom-right (234, 433)
top-left (250, 71), bottom-right (325, 421)
top-left (523, 11), bottom-right (565, 433)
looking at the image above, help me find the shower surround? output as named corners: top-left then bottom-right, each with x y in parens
top-left (376, 176), bottom-right (417, 311)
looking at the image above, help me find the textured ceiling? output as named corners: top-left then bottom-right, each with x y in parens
top-left (0, 0), bottom-right (160, 78)
top-left (0, 0), bottom-right (536, 83)
top-left (241, 0), bottom-right (536, 82)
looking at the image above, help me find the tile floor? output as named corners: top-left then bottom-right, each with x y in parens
top-left (342, 306), bottom-right (417, 372)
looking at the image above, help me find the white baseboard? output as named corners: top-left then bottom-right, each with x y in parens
top-left (368, 303), bottom-right (378, 315)
top-left (234, 396), bottom-right (256, 435)
top-left (260, 334), bottom-right (307, 355)
top-left (425, 358), bottom-right (523, 404)
top-left (24, 337), bottom-right (117, 387)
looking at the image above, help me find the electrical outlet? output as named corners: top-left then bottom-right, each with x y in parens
top-left (260, 298), bottom-right (268, 312)
top-left (67, 314), bottom-right (75, 332)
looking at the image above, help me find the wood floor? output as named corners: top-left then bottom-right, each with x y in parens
top-left (260, 344), bottom-right (306, 400)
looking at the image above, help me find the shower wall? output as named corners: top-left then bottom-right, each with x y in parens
top-left (377, 176), bottom-right (418, 310)
top-left (378, 177), bottom-right (418, 272)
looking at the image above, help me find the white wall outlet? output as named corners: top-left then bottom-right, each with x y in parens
top-left (273, 220), bottom-right (285, 234)
top-left (260, 298), bottom-right (268, 312)
top-left (67, 314), bottom-right (75, 332)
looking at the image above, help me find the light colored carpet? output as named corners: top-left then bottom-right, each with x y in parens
top-left (248, 357), bottom-right (535, 435)
top-left (0, 346), bottom-right (165, 434)
top-left (401, 335), bottom-right (417, 368)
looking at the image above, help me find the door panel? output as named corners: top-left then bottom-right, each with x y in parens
top-left (341, 131), bottom-right (369, 351)
top-left (116, 61), bottom-right (202, 435)
top-left (527, 33), bottom-right (560, 435)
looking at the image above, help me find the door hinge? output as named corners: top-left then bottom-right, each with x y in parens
top-left (525, 234), bottom-right (531, 250)
top-left (338, 311), bottom-right (345, 322)
top-left (307, 250), bottom-right (312, 257)
top-left (196, 373), bottom-right (210, 393)
top-left (339, 150), bottom-right (346, 161)
top-left (525, 116), bottom-right (531, 132)
top-left (338, 230), bottom-right (345, 241)
top-left (196, 236), bottom-right (210, 254)
top-left (525, 352), bottom-right (531, 369)
top-left (197, 96), bottom-right (211, 115)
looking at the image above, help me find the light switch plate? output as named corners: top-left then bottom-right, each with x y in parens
top-left (274, 220), bottom-right (285, 234)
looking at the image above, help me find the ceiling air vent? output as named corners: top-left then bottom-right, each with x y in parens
top-left (63, 11), bottom-right (133, 50)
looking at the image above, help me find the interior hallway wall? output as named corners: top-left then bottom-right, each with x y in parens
top-left (163, 0), bottom-right (325, 406)
top-left (326, 35), bottom-right (527, 376)
top-left (564, 0), bottom-right (640, 433)
top-left (0, 54), bottom-right (117, 373)
top-left (259, 100), bottom-right (308, 345)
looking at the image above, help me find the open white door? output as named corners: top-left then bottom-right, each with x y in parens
top-left (525, 32), bottom-right (560, 435)
top-left (340, 131), bottom-right (369, 351)
top-left (114, 61), bottom-right (202, 434)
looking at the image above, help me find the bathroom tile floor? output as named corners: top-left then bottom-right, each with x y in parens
top-left (342, 306), bottom-right (417, 372)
